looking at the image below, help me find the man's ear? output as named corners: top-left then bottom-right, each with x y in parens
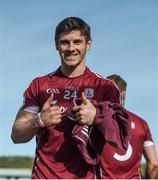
top-left (86, 40), bottom-right (92, 51)
top-left (121, 91), bottom-right (126, 106)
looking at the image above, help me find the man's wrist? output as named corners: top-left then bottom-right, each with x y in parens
top-left (36, 113), bottom-right (45, 128)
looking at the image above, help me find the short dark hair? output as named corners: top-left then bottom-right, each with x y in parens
top-left (107, 74), bottom-right (127, 92)
top-left (55, 17), bottom-right (91, 47)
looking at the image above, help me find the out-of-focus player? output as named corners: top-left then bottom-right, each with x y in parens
top-left (100, 74), bottom-right (158, 179)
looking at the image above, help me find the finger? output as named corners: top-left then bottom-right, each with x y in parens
top-left (75, 112), bottom-right (81, 119)
top-left (78, 119), bottom-right (85, 125)
top-left (73, 105), bottom-right (81, 112)
top-left (81, 92), bottom-right (89, 105)
top-left (50, 112), bottom-right (62, 119)
top-left (52, 116), bottom-right (62, 123)
top-left (44, 94), bottom-right (54, 108)
top-left (55, 119), bottom-right (62, 124)
top-left (49, 106), bottom-right (61, 112)
top-left (45, 118), bottom-right (62, 127)
top-left (55, 114), bottom-right (62, 119)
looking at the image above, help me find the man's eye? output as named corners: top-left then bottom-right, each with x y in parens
top-left (61, 41), bottom-right (69, 45)
top-left (74, 41), bottom-right (82, 44)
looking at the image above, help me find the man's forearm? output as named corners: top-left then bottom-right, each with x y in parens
top-left (143, 145), bottom-right (158, 179)
top-left (145, 162), bottom-right (158, 179)
top-left (11, 112), bottom-right (38, 143)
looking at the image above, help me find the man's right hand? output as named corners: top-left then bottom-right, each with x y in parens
top-left (40, 94), bottom-right (62, 127)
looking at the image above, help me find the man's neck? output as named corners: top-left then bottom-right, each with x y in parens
top-left (60, 65), bottom-right (86, 77)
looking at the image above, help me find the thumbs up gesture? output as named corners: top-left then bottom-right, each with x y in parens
top-left (73, 92), bottom-right (96, 126)
top-left (40, 94), bottom-right (62, 127)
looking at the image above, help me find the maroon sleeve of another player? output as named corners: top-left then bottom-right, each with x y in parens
top-left (20, 78), bottom-right (40, 113)
top-left (143, 120), bottom-right (153, 144)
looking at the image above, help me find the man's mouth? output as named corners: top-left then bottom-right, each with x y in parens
top-left (65, 53), bottom-right (78, 58)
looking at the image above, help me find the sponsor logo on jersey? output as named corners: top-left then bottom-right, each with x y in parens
top-left (51, 100), bottom-right (58, 105)
top-left (113, 144), bottom-right (133, 161)
top-left (46, 88), bottom-right (60, 94)
top-left (84, 88), bottom-right (94, 99)
top-left (50, 99), bottom-right (68, 114)
top-left (60, 106), bottom-right (68, 113)
top-left (66, 86), bottom-right (79, 91)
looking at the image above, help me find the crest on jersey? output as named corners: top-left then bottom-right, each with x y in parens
top-left (84, 88), bottom-right (94, 99)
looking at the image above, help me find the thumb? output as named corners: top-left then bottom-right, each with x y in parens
top-left (81, 92), bottom-right (89, 105)
top-left (44, 93), bottom-right (54, 108)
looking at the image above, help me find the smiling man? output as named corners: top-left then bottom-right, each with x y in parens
top-left (11, 17), bottom-right (131, 179)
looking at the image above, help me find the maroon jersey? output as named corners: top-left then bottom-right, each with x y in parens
top-left (101, 111), bottom-right (154, 179)
top-left (20, 67), bottom-right (120, 179)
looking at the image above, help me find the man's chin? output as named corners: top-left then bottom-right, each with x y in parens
top-left (64, 59), bottom-right (79, 66)
top-left (65, 57), bottom-right (77, 62)
top-left (66, 62), bottom-right (78, 67)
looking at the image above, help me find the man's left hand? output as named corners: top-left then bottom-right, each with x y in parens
top-left (73, 92), bottom-right (96, 126)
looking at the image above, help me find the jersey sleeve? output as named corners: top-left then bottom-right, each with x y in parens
top-left (20, 78), bottom-right (40, 114)
top-left (143, 120), bottom-right (154, 147)
top-left (104, 80), bottom-right (120, 104)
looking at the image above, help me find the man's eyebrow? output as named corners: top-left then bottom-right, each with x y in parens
top-left (59, 39), bottom-right (69, 43)
top-left (59, 39), bottom-right (84, 43)
top-left (73, 39), bottom-right (83, 42)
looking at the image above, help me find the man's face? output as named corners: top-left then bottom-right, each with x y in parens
top-left (56, 30), bottom-right (92, 68)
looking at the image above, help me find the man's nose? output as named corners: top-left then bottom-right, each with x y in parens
top-left (68, 42), bottom-right (75, 51)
